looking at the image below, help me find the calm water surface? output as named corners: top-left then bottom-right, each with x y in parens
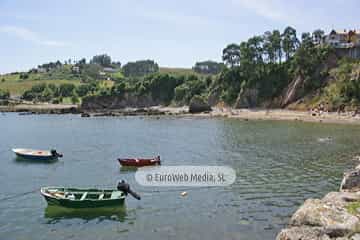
top-left (1, 113), bottom-right (360, 240)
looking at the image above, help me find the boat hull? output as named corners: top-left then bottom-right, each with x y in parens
top-left (118, 157), bottom-right (161, 167)
top-left (15, 153), bottom-right (58, 161)
top-left (43, 195), bottom-right (125, 208)
top-left (12, 148), bottom-right (61, 161)
top-left (41, 188), bottom-right (126, 208)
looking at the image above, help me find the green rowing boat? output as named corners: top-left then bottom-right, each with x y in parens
top-left (41, 181), bottom-right (140, 208)
top-left (41, 187), bottom-right (126, 208)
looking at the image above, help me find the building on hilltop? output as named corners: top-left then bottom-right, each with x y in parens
top-left (323, 29), bottom-right (360, 59)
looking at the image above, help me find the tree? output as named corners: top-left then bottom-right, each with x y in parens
top-left (39, 87), bottom-right (53, 102)
top-left (247, 36), bottom-right (264, 64)
top-left (263, 30), bottom-right (282, 63)
top-left (263, 31), bottom-right (275, 63)
top-left (0, 89), bottom-right (10, 99)
top-left (58, 83), bottom-right (75, 97)
top-left (122, 60), bottom-right (159, 77)
top-left (48, 83), bottom-right (59, 97)
top-left (19, 73), bottom-right (29, 80)
top-left (146, 74), bottom-right (183, 103)
top-left (81, 64), bottom-right (102, 81)
top-left (312, 29), bottom-right (325, 45)
top-left (222, 43), bottom-right (241, 67)
top-left (272, 30), bottom-right (282, 63)
top-left (193, 61), bottom-right (224, 74)
top-left (77, 58), bottom-right (86, 65)
top-left (282, 26), bottom-right (300, 61)
top-left (75, 84), bottom-right (92, 97)
top-left (301, 32), bottom-right (313, 48)
top-left (90, 54), bottom-right (112, 67)
top-left (71, 96), bottom-right (79, 104)
top-left (111, 82), bottom-right (126, 97)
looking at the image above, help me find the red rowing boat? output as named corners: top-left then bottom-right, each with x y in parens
top-left (118, 156), bottom-right (161, 167)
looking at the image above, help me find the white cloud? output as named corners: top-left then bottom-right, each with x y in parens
top-left (231, 0), bottom-right (296, 22)
top-left (0, 25), bottom-right (67, 47)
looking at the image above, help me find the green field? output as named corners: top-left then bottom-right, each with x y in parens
top-left (159, 67), bottom-right (197, 76)
top-left (0, 67), bottom-right (197, 97)
top-left (0, 74), bottom-right (81, 96)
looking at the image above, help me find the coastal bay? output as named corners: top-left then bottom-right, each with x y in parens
top-left (1, 113), bottom-right (360, 239)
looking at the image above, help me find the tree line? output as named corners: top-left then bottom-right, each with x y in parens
top-left (7, 26), bottom-right (360, 110)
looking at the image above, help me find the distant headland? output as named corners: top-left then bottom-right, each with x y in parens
top-left (1, 27), bottom-right (360, 120)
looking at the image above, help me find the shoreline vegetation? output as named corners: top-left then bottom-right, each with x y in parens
top-left (2, 27), bottom-right (360, 120)
top-left (2, 103), bottom-right (360, 125)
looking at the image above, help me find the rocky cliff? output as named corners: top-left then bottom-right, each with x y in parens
top-left (81, 93), bottom-right (161, 111)
top-left (281, 52), bottom-right (338, 109)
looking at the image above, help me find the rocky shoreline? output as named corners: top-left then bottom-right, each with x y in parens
top-left (276, 160), bottom-right (360, 240)
top-left (2, 103), bottom-right (360, 125)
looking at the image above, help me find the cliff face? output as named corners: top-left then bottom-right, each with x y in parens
top-left (281, 53), bottom-right (338, 108)
top-left (81, 93), bottom-right (161, 111)
top-left (234, 88), bottom-right (258, 108)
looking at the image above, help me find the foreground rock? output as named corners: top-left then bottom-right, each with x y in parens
top-left (189, 95), bottom-right (211, 113)
top-left (276, 164), bottom-right (360, 240)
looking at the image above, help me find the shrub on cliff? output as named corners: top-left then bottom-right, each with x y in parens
top-left (174, 75), bottom-right (207, 104)
top-left (122, 60), bottom-right (159, 77)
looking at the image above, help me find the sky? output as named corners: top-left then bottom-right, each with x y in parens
top-left (0, 0), bottom-right (359, 73)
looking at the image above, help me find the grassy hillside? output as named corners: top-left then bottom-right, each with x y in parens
top-left (0, 73), bottom-right (81, 96)
top-left (288, 59), bottom-right (360, 111)
top-left (159, 67), bottom-right (197, 76)
top-left (0, 67), bottom-right (197, 96)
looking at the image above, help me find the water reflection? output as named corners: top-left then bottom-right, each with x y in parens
top-left (119, 166), bottom-right (138, 172)
top-left (44, 205), bottom-right (128, 223)
top-left (14, 156), bottom-right (58, 164)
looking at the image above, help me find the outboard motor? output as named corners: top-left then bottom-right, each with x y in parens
top-left (51, 149), bottom-right (63, 158)
top-left (117, 180), bottom-right (141, 200)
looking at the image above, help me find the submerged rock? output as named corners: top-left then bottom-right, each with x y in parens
top-left (341, 167), bottom-right (360, 192)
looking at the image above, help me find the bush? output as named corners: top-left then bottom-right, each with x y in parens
top-left (75, 84), bottom-right (92, 97)
top-left (111, 82), bottom-right (126, 98)
top-left (123, 60), bottom-right (159, 77)
top-left (58, 83), bottom-right (75, 97)
top-left (71, 96), bottom-right (79, 104)
top-left (39, 87), bottom-right (53, 102)
top-left (174, 84), bottom-right (189, 102)
top-left (19, 73), bottom-right (29, 80)
top-left (0, 89), bottom-right (10, 99)
top-left (52, 98), bottom-right (60, 104)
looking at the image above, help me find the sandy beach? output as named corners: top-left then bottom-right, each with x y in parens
top-left (2, 103), bottom-right (360, 125)
top-left (160, 106), bottom-right (360, 125)
top-left (211, 108), bottom-right (360, 125)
